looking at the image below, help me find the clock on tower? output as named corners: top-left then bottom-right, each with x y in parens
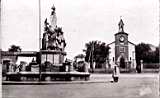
top-left (119, 36), bottom-right (125, 42)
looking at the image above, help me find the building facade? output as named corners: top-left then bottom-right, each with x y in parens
top-left (108, 19), bottom-right (136, 69)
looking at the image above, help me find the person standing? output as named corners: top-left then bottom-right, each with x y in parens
top-left (112, 64), bottom-right (120, 82)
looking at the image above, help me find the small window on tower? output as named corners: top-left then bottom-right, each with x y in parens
top-left (120, 47), bottom-right (125, 52)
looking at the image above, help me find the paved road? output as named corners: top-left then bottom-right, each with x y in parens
top-left (2, 73), bottom-right (159, 98)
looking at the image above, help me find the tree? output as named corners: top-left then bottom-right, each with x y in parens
top-left (74, 54), bottom-right (85, 59)
top-left (84, 40), bottom-right (110, 68)
top-left (154, 47), bottom-right (159, 63)
top-left (150, 47), bottom-right (159, 63)
top-left (8, 45), bottom-right (21, 52)
top-left (135, 43), bottom-right (159, 65)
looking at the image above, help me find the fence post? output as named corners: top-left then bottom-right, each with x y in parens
top-left (140, 60), bottom-right (143, 72)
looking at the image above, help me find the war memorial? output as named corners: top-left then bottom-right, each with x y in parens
top-left (1, 5), bottom-right (90, 81)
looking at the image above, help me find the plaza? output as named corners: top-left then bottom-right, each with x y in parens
top-left (3, 73), bottom-right (159, 98)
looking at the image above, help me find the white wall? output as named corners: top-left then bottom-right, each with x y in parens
top-left (108, 42), bottom-right (115, 68)
top-left (128, 43), bottom-right (136, 68)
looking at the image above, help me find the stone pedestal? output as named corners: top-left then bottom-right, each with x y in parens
top-left (40, 50), bottom-right (66, 66)
top-left (39, 50), bottom-right (66, 72)
top-left (31, 65), bottom-right (39, 72)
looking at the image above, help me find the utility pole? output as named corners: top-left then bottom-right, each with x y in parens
top-left (39, 0), bottom-right (41, 50)
top-left (92, 42), bottom-right (94, 72)
top-left (89, 41), bottom-right (94, 73)
top-left (38, 0), bottom-right (42, 81)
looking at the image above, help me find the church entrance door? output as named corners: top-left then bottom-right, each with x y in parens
top-left (120, 57), bottom-right (125, 68)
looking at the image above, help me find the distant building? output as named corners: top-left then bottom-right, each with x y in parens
top-left (1, 50), bottom-right (38, 73)
top-left (148, 44), bottom-right (156, 51)
top-left (107, 19), bottom-right (136, 69)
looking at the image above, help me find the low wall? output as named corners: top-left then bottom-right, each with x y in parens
top-left (143, 63), bottom-right (160, 69)
top-left (89, 67), bottom-right (159, 73)
top-left (142, 69), bottom-right (159, 73)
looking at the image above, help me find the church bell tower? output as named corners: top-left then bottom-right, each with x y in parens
top-left (115, 18), bottom-right (129, 68)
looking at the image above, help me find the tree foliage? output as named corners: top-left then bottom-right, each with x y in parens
top-left (74, 54), bottom-right (85, 59)
top-left (84, 41), bottom-right (110, 66)
top-left (8, 45), bottom-right (21, 52)
top-left (135, 43), bottom-right (159, 65)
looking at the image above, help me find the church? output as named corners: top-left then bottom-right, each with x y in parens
top-left (107, 19), bottom-right (136, 70)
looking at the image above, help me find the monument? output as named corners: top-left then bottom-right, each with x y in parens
top-left (2, 4), bottom-right (90, 81)
top-left (40, 5), bottom-right (66, 71)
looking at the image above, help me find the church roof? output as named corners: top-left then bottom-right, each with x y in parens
top-left (115, 32), bottom-right (128, 36)
top-left (107, 41), bottom-right (136, 46)
top-left (128, 41), bottom-right (136, 46)
top-left (107, 41), bottom-right (115, 46)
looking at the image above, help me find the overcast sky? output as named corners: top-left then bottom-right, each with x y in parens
top-left (1, 0), bottom-right (159, 59)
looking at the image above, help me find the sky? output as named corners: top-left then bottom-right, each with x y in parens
top-left (1, 0), bottom-right (159, 59)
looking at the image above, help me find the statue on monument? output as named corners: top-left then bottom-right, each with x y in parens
top-left (50, 4), bottom-right (57, 31)
top-left (42, 4), bottom-right (66, 51)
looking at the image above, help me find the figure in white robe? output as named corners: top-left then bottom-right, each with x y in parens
top-left (50, 4), bottom-right (57, 31)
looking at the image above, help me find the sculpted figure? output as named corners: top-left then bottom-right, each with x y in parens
top-left (42, 4), bottom-right (66, 51)
top-left (50, 4), bottom-right (57, 31)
